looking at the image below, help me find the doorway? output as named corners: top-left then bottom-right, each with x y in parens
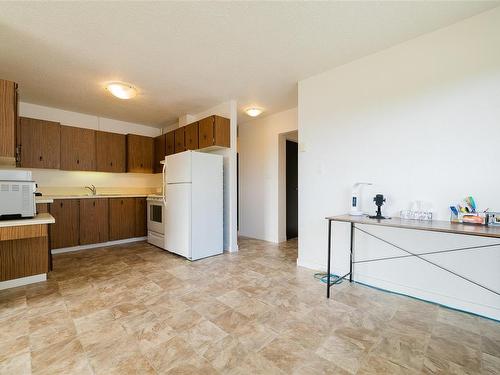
top-left (286, 139), bottom-right (298, 240)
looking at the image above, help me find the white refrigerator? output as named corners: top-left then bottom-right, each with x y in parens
top-left (165, 150), bottom-right (223, 260)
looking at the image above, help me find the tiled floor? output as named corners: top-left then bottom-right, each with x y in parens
top-left (0, 238), bottom-right (499, 374)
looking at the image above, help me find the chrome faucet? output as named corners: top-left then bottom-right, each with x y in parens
top-left (85, 184), bottom-right (97, 195)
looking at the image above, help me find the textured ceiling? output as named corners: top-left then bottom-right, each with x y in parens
top-left (0, 1), bottom-right (497, 127)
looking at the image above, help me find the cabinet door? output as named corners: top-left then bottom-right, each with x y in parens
top-left (80, 199), bottom-right (109, 245)
top-left (135, 198), bottom-right (147, 237)
top-left (214, 115), bottom-right (230, 148)
top-left (109, 198), bottom-right (136, 240)
top-left (166, 131), bottom-right (175, 156)
top-left (174, 127), bottom-right (185, 153)
top-left (20, 117), bottom-right (61, 169)
top-left (96, 131), bottom-right (126, 173)
top-left (198, 116), bottom-right (214, 149)
top-left (36, 203), bottom-right (49, 214)
top-left (49, 199), bottom-right (79, 249)
top-left (127, 134), bottom-right (154, 173)
top-left (153, 134), bottom-right (166, 174)
top-left (185, 122), bottom-right (199, 150)
top-left (60, 125), bottom-right (96, 171)
top-left (0, 80), bottom-right (17, 160)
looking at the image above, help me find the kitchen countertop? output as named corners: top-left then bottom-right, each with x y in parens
top-left (36, 194), bottom-right (150, 201)
top-left (0, 213), bottom-right (55, 228)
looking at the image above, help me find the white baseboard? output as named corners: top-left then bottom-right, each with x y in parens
top-left (296, 258), bottom-right (327, 272)
top-left (51, 237), bottom-right (147, 254)
top-left (0, 274), bottom-right (46, 290)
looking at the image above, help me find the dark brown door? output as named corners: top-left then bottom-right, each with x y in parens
top-left (19, 117), bottom-right (61, 169)
top-left (49, 199), bottom-right (80, 249)
top-left (60, 125), bottom-right (96, 171)
top-left (166, 131), bottom-right (175, 156)
top-left (96, 131), bottom-right (126, 173)
top-left (198, 116), bottom-right (214, 149)
top-left (153, 134), bottom-right (166, 173)
top-left (127, 134), bottom-right (154, 173)
top-left (174, 127), bottom-right (185, 153)
top-left (185, 122), bottom-right (199, 150)
top-left (109, 198), bottom-right (136, 240)
top-left (135, 197), bottom-right (147, 237)
top-left (286, 140), bottom-right (298, 240)
top-left (80, 199), bottom-right (109, 245)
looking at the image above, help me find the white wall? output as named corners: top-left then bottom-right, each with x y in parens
top-left (298, 8), bottom-right (500, 319)
top-left (165, 101), bottom-right (239, 252)
top-left (238, 108), bottom-right (298, 243)
top-left (18, 102), bottom-right (162, 192)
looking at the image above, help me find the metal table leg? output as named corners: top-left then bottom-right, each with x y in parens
top-left (349, 222), bottom-right (354, 282)
top-left (327, 219), bottom-right (332, 298)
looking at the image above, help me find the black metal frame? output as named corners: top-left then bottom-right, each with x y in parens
top-left (326, 219), bottom-right (500, 298)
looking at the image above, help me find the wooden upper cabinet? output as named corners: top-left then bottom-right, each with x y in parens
top-left (96, 131), bottom-right (126, 173)
top-left (185, 122), bottom-right (199, 150)
top-left (174, 127), bottom-right (185, 153)
top-left (126, 134), bottom-right (154, 173)
top-left (80, 198), bottom-right (109, 245)
top-left (49, 199), bottom-right (80, 249)
top-left (153, 134), bottom-right (166, 174)
top-left (109, 198), bottom-right (136, 240)
top-left (166, 131), bottom-right (175, 156)
top-left (0, 80), bottom-right (18, 162)
top-left (19, 117), bottom-right (61, 169)
top-left (60, 125), bottom-right (96, 171)
top-left (198, 115), bottom-right (230, 149)
top-left (135, 197), bottom-right (147, 237)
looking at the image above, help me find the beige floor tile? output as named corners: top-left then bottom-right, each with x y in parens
top-left (426, 336), bottom-right (481, 373)
top-left (0, 335), bottom-right (29, 362)
top-left (316, 334), bottom-right (367, 374)
top-left (31, 337), bottom-right (92, 375)
top-left (144, 336), bottom-right (197, 373)
top-left (0, 352), bottom-right (31, 375)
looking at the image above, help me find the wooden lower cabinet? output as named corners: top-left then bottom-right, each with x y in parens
top-left (49, 199), bottom-right (80, 249)
top-left (0, 237), bottom-right (48, 281)
top-left (135, 197), bottom-right (147, 237)
top-left (36, 203), bottom-right (49, 214)
top-left (109, 198), bottom-right (136, 241)
top-left (80, 199), bottom-right (109, 245)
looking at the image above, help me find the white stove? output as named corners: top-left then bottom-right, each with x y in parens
top-left (147, 195), bottom-right (166, 248)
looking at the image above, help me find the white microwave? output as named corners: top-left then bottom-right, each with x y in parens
top-left (0, 170), bottom-right (37, 220)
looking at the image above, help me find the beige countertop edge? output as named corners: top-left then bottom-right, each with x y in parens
top-left (38, 194), bottom-right (150, 200)
top-left (35, 197), bottom-right (54, 204)
top-left (0, 213), bottom-right (55, 228)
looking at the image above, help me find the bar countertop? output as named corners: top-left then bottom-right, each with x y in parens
top-left (326, 215), bottom-right (500, 239)
top-left (0, 213), bottom-right (55, 228)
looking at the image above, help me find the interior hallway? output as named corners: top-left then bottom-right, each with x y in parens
top-left (0, 238), bottom-right (498, 374)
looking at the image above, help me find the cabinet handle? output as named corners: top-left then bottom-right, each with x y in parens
top-left (93, 201), bottom-right (95, 207)
top-left (60, 202), bottom-right (63, 207)
top-left (39, 155), bottom-right (43, 161)
top-left (110, 162), bottom-right (113, 166)
top-left (140, 163), bottom-right (143, 167)
top-left (121, 200), bottom-right (123, 205)
top-left (77, 159), bottom-right (80, 164)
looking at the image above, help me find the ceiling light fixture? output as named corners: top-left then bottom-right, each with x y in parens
top-left (106, 82), bottom-right (137, 99)
top-left (245, 108), bottom-right (263, 117)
